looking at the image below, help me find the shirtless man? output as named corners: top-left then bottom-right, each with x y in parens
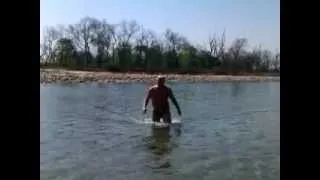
top-left (143, 76), bottom-right (181, 123)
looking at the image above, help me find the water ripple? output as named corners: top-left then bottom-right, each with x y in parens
top-left (41, 82), bottom-right (280, 180)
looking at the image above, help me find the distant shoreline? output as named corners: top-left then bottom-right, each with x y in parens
top-left (40, 68), bottom-right (280, 84)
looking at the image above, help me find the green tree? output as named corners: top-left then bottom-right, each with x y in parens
top-left (54, 38), bottom-right (76, 67)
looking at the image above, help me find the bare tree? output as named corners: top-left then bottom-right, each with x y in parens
top-left (229, 38), bottom-right (248, 61)
top-left (208, 34), bottom-right (218, 57)
top-left (67, 16), bottom-right (100, 65)
top-left (135, 27), bottom-right (156, 48)
top-left (99, 22), bottom-right (118, 63)
top-left (40, 43), bottom-right (45, 64)
top-left (272, 51), bottom-right (280, 71)
top-left (41, 26), bottom-right (60, 64)
top-left (261, 49), bottom-right (272, 71)
top-left (217, 30), bottom-right (226, 60)
top-left (134, 27), bottom-right (156, 59)
top-left (89, 19), bottom-right (116, 67)
top-left (164, 29), bottom-right (184, 52)
top-left (117, 20), bottom-right (140, 47)
top-left (101, 20), bottom-right (116, 57)
top-left (164, 29), bottom-right (188, 68)
top-left (56, 24), bottom-right (68, 39)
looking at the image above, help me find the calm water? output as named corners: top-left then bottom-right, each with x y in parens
top-left (40, 81), bottom-right (280, 180)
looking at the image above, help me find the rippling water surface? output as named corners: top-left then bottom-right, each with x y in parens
top-left (40, 82), bottom-right (280, 180)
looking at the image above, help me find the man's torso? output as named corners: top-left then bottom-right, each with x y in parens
top-left (149, 85), bottom-right (171, 112)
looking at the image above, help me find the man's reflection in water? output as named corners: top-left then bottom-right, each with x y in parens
top-left (149, 126), bottom-right (171, 156)
top-left (146, 124), bottom-right (181, 169)
top-left (231, 82), bottom-right (244, 98)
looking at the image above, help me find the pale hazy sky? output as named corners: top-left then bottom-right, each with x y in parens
top-left (40, 0), bottom-right (279, 51)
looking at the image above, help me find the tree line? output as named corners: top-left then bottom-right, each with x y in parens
top-left (40, 16), bottom-right (280, 75)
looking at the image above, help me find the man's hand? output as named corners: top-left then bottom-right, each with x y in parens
top-left (177, 109), bottom-right (182, 116)
top-left (142, 107), bottom-right (147, 114)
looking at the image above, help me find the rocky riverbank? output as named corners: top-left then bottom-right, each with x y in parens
top-left (40, 68), bottom-right (280, 84)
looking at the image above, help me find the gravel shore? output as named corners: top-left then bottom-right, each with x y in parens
top-left (40, 68), bottom-right (280, 84)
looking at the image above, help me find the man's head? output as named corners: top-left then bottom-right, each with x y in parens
top-left (157, 75), bottom-right (166, 86)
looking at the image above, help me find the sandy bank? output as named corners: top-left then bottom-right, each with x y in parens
top-left (40, 68), bottom-right (280, 84)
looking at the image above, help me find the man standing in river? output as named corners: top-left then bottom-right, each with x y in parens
top-left (143, 76), bottom-right (181, 124)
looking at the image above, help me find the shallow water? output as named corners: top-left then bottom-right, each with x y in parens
top-left (40, 82), bottom-right (280, 180)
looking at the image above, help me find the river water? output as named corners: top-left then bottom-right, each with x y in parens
top-left (40, 81), bottom-right (280, 180)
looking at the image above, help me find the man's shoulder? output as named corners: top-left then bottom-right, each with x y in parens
top-left (149, 85), bottom-right (157, 90)
top-left (164, 85), bottom-right (172, 91)
top-left (149, 85), bottom-right (171, 90)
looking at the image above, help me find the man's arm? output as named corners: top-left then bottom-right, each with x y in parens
top-left (143, 88), bottom-right (152, 113)
top-left (168, 88), bottom-right (181, 115)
